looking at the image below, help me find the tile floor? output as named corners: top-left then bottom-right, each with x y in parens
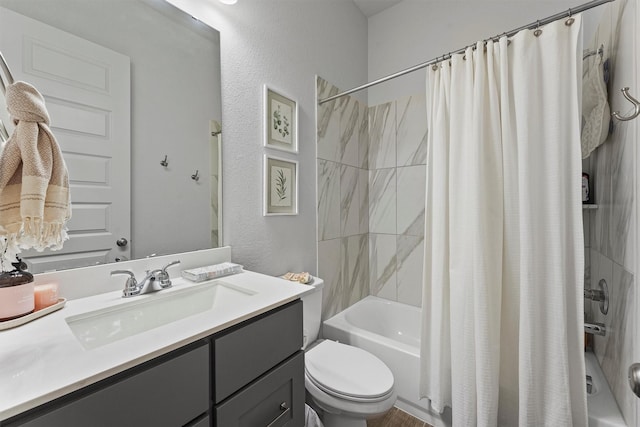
top-left (367, 407), bottom-right (433, 427)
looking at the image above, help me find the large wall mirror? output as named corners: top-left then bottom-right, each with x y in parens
top-left (0, 0), bottom-right (222, 273)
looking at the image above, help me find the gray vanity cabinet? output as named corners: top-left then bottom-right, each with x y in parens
top-left (213, 300), bottom-right (304, 426)
top-left (1, 299), bottom-right (304, 427)
top-left (215, 352), bottom-right (304, 427)
top-left (3, 342), bottom-right (210, 427)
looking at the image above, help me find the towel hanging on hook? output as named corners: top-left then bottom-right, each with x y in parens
top-left (612, 87), bottom-right (640, 121)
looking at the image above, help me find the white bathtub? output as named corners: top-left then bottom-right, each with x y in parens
top-left (323, 295), bottom-right (627, 427)
top-left (323, 295), bottom-right (451, 426)
top-left (585, 351), bottom-right (627, 427)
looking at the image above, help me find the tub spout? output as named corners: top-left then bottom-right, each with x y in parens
top-left (584, 322), bottom-right (606, 336)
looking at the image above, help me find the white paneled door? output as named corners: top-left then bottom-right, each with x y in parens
top-left (0, 7), bottom-right (131, 272)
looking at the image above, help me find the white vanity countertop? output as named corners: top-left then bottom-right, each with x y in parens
top-left (0, 271), bottom-right (312, 421)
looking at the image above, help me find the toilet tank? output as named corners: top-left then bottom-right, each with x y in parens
top-left (300, 277), bottom-right (324, 349)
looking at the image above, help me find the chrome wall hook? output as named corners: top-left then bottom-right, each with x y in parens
top-left (191, 170), bottom-right (200, 181)
top-left (160, 155), bottom-right (169, 167)
top-left (612, 87), bottom-right (640, 121)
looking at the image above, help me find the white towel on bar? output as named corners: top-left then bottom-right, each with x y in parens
top-left (581, 48), bottom-right (609, 158)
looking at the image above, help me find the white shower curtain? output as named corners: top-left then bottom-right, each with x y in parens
top-left (420, 16), bottom-right (587, 427)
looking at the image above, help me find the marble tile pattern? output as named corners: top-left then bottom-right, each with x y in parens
top-left (397, 165), bottom-right (426, 236)
top-left (341, 165), bottom-right (360, 237)
top-left (591, 251), bottom-right (635, 426)
top-left (366, 96), bottom-right (428, 306)
top-left (369, 233), bottom-right (397, 300)
top-left (586, 84), bottom-right (636, 426)
top-left (369, 168), bottom-right (397, 235)
top-left (318, 80), bottom-right (430, 313)
top-left (340, 98), bottom-right (362, 167)
top-left (396, 94), bottom-right (428, 167)
top-left (359, 168), bottom-right (369, 235)
top-left (317, 235), bottom-right (370, 321)
top-left (583, 248), bottom-right (593, 323)
top-left (587, 8), bottom-right (637, 425)
top-left (318, 159), bottom-right (341, 241)
top-left (316, 76), bottom-right (371, 319)
top-left (369, 102), bottom-right (396, 169)
top-left (396, 235), bottom-right (424, 307)
top-left (317, 77), bottom-right (345, 163)
top-left (318, 238), bottom-right (342, 320)
top-left (590, 120), bottom-right (634, 270)
top-left (342, 235), bottom-right (370, 308)
top-left (359, 107), bottom-right (370, 170)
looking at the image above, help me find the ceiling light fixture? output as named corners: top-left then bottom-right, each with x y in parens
top-left (218, 0), bottom-right (237, 4)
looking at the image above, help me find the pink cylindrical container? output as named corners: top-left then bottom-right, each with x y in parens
top-left (0, 260), bottom-right (35, 321)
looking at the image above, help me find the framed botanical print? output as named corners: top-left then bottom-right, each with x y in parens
top-left (264, 85), bottom-right (298, 153)
top-left (264, 155), bottom-right (298, 216)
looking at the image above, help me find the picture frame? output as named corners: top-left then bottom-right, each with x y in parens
top-left (264, 155), bottom-right (298, 216)
top-left (264, 85), bottom-right (298, 153)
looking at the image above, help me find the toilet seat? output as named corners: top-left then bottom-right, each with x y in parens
top-left (305, 340), bottom-right (394, 403)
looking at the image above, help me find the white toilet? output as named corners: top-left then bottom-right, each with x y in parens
top-left (301, 278), bottom-right (397, 427)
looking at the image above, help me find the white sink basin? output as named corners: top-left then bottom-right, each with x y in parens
top-left (66, 282), bottom-right (256, 350)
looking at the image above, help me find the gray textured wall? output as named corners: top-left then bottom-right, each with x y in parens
top-left (170, 0), bottom-right (369, 276)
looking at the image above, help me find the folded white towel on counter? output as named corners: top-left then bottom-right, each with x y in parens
top-left (0, 81), bottom-right (71, 270)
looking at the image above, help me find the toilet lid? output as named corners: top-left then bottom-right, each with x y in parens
top-left (305, 340), bottom-right (394, 401)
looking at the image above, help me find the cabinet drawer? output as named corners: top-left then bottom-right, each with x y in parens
top-left (187, 414), bottom-right (210, 427)
top-left (6, 343), bottom-right (210, 427)
top-left (214, 351), bottom-right (304, 427)
top-left (213, 300), bottom-right (302, 402)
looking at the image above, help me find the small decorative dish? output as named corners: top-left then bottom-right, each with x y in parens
top-left (0, 298), bottom-right (66, 331)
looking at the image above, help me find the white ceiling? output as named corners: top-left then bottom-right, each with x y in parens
top-left (352, 0), bottom-right (403, 17)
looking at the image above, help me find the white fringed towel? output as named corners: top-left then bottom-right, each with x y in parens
top-left (0, 81), bottom-right (71, 268)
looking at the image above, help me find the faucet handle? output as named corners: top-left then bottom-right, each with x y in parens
top-left (161, 260), bottom-right (181, 273)
top-left (157, 260), bottom-right (181, 287)
top-left (111, 270), bottom-right (139, 297)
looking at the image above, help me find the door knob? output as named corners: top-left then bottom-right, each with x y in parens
top-left (116, 237), bottom-right (128, 247)
top-left (629, 363), bottom-right (640, 398)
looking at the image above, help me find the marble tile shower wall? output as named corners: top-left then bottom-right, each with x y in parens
top-left (586, 116), bottom-right (636, 425)
top-left (317, 76), bottom-right (370, 319)
top-left (369, 95), bottom-right (427, 307)
top-left (317, 76), bottom-right (428, 319)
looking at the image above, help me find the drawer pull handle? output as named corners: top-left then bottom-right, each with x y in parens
top-left (266, 402), bottom-right (290, 427)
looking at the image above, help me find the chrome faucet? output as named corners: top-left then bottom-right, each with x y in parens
top-left (111, 260), bottom-right (181, 298)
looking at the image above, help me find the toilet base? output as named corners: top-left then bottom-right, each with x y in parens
top-left (322, 412), bottom-right (367, 427)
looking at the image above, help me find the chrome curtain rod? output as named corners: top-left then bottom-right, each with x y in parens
top-left (318, 0), bottom-right (614, 105)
